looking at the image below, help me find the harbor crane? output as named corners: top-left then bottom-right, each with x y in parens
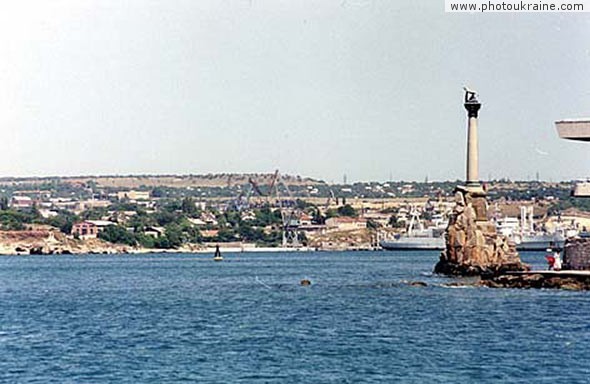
top-left (268, 170), bottom-right (302, 247)
top-left (228, 170), bottom-right (304, 247)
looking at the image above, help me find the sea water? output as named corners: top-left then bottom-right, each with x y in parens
top-left (0, 251), bottom-right (589, 383)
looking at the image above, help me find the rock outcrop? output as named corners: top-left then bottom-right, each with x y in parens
top-left (434, 186), bottom-right (527, 276)
top-left (0, 228), bottom-right (131, 255)
top-left (481, 273), bottom-right (590, 290)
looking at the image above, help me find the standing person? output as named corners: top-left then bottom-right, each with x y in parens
top-left (553, 250), bottom-right (562, 271)
top-left (546, 252), bottom-right (555, 271)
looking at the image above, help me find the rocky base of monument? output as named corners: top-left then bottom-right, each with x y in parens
top-left (434, 259), bottom-right (527, 277)
top-left (434, 187), bottom-right (528, 277)
top-left (480, 273), bottom-right (590, 290)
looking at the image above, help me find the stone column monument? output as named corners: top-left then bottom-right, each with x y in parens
top-left (434, 89), bottom-right (526, 276)
top-left (465, 88), bottom-right (482, 191)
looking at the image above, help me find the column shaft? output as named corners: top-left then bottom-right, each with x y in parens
top-left (466, 116), bottom-right (478, 185)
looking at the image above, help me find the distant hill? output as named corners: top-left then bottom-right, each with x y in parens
top-left (0, 173), bottom-right (325, 189)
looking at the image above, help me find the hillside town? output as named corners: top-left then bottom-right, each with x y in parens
top-left (0, 174), bottom-right (587, 254)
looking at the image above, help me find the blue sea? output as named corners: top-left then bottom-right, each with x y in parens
top-left (1, 251), bottom-right (589, 383)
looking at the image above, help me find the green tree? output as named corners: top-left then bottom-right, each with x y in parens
top-left (151, 187), bottom-right (165, 198)
top-left (154, 211), bottom-right (179, 226)
top-left (367, 219), bottom-right (381, 229)
top-left (295, 199), bottom-right (310, 210)
top-left (224, 210), bottom-right (242, 227)
top-left (98, 225), bottom-right (137, 246)
top-left (178, 219), bottom-right (202, 243)
top-left (135, 232), bottom-right (156, 248)
top-left (238, 223), bottom-right (265, 242)
top-left (311, 208), bottom-right (325, 224)
top-left (0, 209), bottom-right (44, 230)
top-left (46, 212), bottom-right (77, 234)
top-left (0, 197), bottom-right (9, 211)
top-left (388, 215), bottom-right (405, 228)
top-left (127, 210), bottom-right (155, 232)
top-left (216, 228), bottom-right (238, 242)
top-left (325, 208), bottom-right (338, 219)
top-left (163, 223), bottom-right (183, 248)
top-left (253, 206), bottom-right (281, 226)
top-left (154, 236), bottom-right (171, 249)
top-left (0, 211), bottom-right (26, 230)
top-left (161, 200), bottom-right (182, 213)
top-left (81, 207), bottom-right (108, 220)
top-left (181, 197), bottom-right (198, 216)
top-left (337, 204), bottom-right (357, 217)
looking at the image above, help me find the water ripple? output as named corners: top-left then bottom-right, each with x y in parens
top-left (1, 251), bottom-right (590, 383)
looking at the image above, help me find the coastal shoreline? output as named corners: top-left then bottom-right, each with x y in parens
top-left (0, 242), bottom-right (383, 256)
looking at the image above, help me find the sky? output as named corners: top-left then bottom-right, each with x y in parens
top-left (0, 0), bottom-right (589, 183)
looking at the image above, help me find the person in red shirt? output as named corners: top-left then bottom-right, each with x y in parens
top-left (545, 253), bottom-right (555, 270)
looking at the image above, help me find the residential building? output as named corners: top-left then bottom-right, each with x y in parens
top-left (200, 212), bottom-right (218, 226)
top-left (11, 196), bottom-right (34, 210)
top-left (187, 217), bottom-right (207, 226)
top-left (201, 229), bottom-right (219, 238)
top-left (71, 220), bottom-right (116, 239)
top-left (144, 226), bottom-right (165, 238)
top-left (299, 213), bottom-right (313, 226)
top-left (76, 199), bottom-right (111, 213)
top-left (117, 190), bottom-right (150, 201)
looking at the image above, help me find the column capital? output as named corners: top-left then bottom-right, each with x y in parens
top-left (464, 101), bottom-right (481, 118)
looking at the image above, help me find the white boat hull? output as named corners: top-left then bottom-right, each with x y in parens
top-left (380, 237), bottom-right (445, 250)
top-left (516, 235), bottom-right (565, 251)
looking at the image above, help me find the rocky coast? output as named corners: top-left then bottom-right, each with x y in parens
top-left (0, 229), bottom-right (310, 255)
top-left (0, 229), bottom-right (132, 255)
top-left (480, 271), bottom-right (590, 290)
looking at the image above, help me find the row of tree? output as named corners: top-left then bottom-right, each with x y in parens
top-left (0, 192), bottom-right (365, 249)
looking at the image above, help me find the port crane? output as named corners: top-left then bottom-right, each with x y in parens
top-left (324, 189), bottom-right (337, 211)
top-left (229, 171), bottom-right (280, 211)
top-left (270, 172), bottom-right (302, 247)
top-left (228, 171), bottom-right (303, 247)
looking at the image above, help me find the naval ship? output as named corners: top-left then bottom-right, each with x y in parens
top-left (381, 205), bottom-right (576, 251)
top-left (496, 206), bottom-right (573, 251)
top-left (380, 209), bottom-right (446, 250)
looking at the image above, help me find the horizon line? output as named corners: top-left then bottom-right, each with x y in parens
top-left (0, 173), bottom-right (578, 184)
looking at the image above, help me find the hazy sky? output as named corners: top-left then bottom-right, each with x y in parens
top-left (1, 0), bottom-right (589, 182)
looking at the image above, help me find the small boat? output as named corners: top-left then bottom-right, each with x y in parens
top-left (213, 245), bottom-right (223, 261)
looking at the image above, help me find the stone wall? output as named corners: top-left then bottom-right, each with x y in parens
top-left (564, 238), bottom-right (590, 270)
top-left (434, 186), bottom-right (526, 276)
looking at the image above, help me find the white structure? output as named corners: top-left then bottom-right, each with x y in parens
top-left (117, 190), bottom-right (150, 201)
top-left (555, 119), bottom-right (590, 196)
top-left (556, 119), bottom-right (590, 141)
top-left (325, 217), bottom-right (367, 231)
top-left (11, 196), bottom-right (34, 210)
